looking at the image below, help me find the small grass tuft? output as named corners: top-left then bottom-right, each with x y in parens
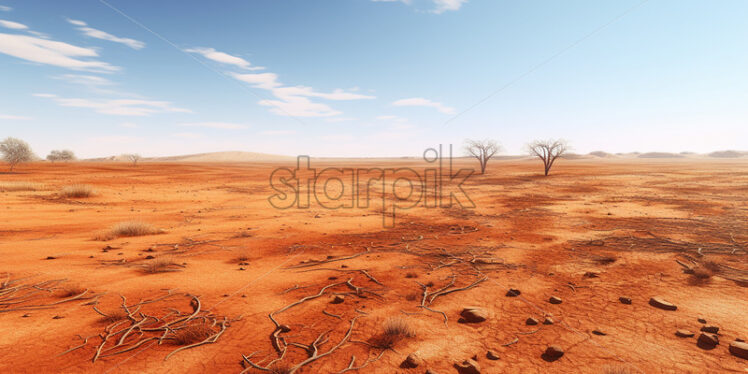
top-left (60, 184), bottom-right (96, 198)
top-left (168, 323), bottom-right (215, 345)
top-left (141, 256), bottom-right (182, 274)
top-left (97, 221), bottom-right (162, 240)
top-left (372, 317), bottom-right (416, 349)
top-left (602, 365), bottom-right (635, 374)
top-left (58, 285), bottom-right (86, 297)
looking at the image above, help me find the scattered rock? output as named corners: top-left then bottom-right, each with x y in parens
top-left (675, 329), bottom-right (695, 338)
top-left (648, 297), bottom-right (677, 311)
top-left (619, 297), bottom-right (632, 305)
top-left (52, 315), bottom-right (64, 319)
top-left (697, 316), bottom-right (706, 324)
top-left (45, 256), bottom-right (56, 260)
top-left (592, 329), bottom-right (606, 336)
top-left (526, 317), bottom-right (539, 325)
top-left (549, 296), bottom-right (562, 304)
top-left (425, 370), bottom-right (440, 374)
top-left (330, 295), bottom-right (345, 304)
top-left (453, 359), bottom-right (481, 374)
top-left (486, 350), bottom-right (500, 360)
top-left (506, 289), bottom-right (520, 297)
top-left (583, 271), bottom-right (599, 278)
top-left (697, 332), bottom-right (719, 349)
top-left (700, 325), bottom-right (719, 334)
top-left (238, 267), bottom-right (246, 271)
top-left (729, 341), bottom-right (748, 360)
top-left (21, 314), bottom-right (30, 318)
top-left (543, 317), bottom-right (554, 325)
top-left (459, 307), bottom-right (487, 323)
top-left (145, 255), bottom-right (155, 259)
top-left (401, 352), bottom-right (422, 368)
top-left (542, 345), bottom-right (564, 361)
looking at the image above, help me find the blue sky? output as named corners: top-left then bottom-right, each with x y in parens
top-left (1, 0), bottom-right (747, 158)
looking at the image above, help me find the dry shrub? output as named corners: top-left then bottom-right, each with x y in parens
top-left (373, 318), bottom-right (415, 349)
top-left (701, 260), bottom-right (721, 273)
top-left (169, 323), bottom-right (215, 345)
top-left (97, 221), bottom-right (162, 240)
top-left (141, 257), bottom-right (181, 274)
top-left (688, 265), bottom-right (714, 285)
top-left (58, 285), bottom-right (86, 297)
top-left (60, 184), bottom-right (96, 198)
top-left (594, 255), bottom-right (617, 265)
top-left (405, 272), bottom-right (418, 279)
top-left (100, 309), bottom-right (129, 323)
top-left (0, 181), bottom-right (42, 192)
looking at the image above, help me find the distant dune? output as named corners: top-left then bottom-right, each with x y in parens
top-left (86, 151), bottom-right (294, 163)
top-left (637, 152), bottom-right (685, 159)
top-left (708, 150), bottom-right (746, 158)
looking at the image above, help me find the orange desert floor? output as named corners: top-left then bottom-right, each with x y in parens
top-left (0, 159), bottom-right (746, 373)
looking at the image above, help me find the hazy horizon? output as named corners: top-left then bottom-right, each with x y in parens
top-left (2, 0), bottom-right (748, 158)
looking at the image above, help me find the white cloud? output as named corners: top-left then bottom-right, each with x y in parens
top-left (0, 33), bottom-right (118, 71)
top-left (372, 0), bottom-right (465, 14)
top-left (120, 122), bottom-right (138, 128)
top-left (231, 72), bottom-right (374, 117)
top-left (0, 113), bottom-right (32, 120)
top-left (67, 19), bottom-right (145, 50)
top-left (34, 93), bottom-right (191, 116)
top-left (56, 74), bottom-right (112, 86)
top-left (392, 97), bottom-right (455, 114)
top-left (0, 19), bottom-right (26, 30)
top-left (432, 0), bottom-right (468, 14)
top-left (0, 5), bottom-right (11, 12)
top-left (184, 47), bottom-right (263, 70)
top-left (178, 122), bottom-right (248, 130)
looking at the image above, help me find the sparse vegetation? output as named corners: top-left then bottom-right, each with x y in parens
top-left (0, 181), bottom-right (42, 192)
top-left (99, 221), bottom-right (162, 240)
top-left (123, 153), bottom-right (142, 166)
top-left (0, 137), bottom-right (35, 171)
top-left (141, 256), bottom-right (181, 274)
top-left (60, 184), bottom-right (96, 198)
top-left (168, 322), bottom-right (216, 345)
top-left (373, 318), bottom-right (415, 349)
top-left (464, 138), bottom-right (501, 174)
top-left (602, 365), bottom-right (635, 374)
top-left (526, 139), bottom-right (569, 176)
top-left (47, 150), bottom-right (76, 162)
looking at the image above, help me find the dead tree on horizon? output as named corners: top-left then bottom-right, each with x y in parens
top-left (123, 153), bottom-right (141, 166)
top-left (464, 139), bottom-right (500, 174)
top-left (526, 139), bottom-right (568, 176)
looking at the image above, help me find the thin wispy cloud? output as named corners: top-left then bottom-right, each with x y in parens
top-left (184, 47), bottom-right (264, 70)
top-left (172, 132), bottom-right (202, 139)
top-left (0, 32), bottom-right (118, 71)
top-left (432, 0), bottom-right (468, 14)
top-left (392, 97), bottom-right (455, 114)
top-left (371, 0), bottom-right (466, 14)
top-left (67, 18), bottom-right (145, 50)
top-left (33, 93), bottom-right (191, 116)
top-left (0, 113), bottom-right (33, 120)
top-left (178, 122), bottom-right (248, 130)
top-left (0, 19), bottom-right (26, 30)
top-left (231, 71), bottom-right (374, 117)
top-left (0, 5), bottom-right (11, 12)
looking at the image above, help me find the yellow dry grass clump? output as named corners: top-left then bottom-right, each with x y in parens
top-left (60, 184), bottom-right (96, 198)
top-left (0, 181), bottom-right (43, 192)
top-left (96, 221), bottom-right (162, 240)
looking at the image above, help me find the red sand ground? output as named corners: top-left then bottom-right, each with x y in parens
top-left (0, 159), bottom-right (746, 373)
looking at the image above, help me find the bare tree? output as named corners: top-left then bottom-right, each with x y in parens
top-left (526, 139), bottom-right (568, 176)
top-left (47, 150), bottom-right (76, 162)
top-left (464, 139), bottom-right (501, 174)
top-left (123, 154), bottom-right (141, 166)
top-left (0, 137), bottom-right (34, 171)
